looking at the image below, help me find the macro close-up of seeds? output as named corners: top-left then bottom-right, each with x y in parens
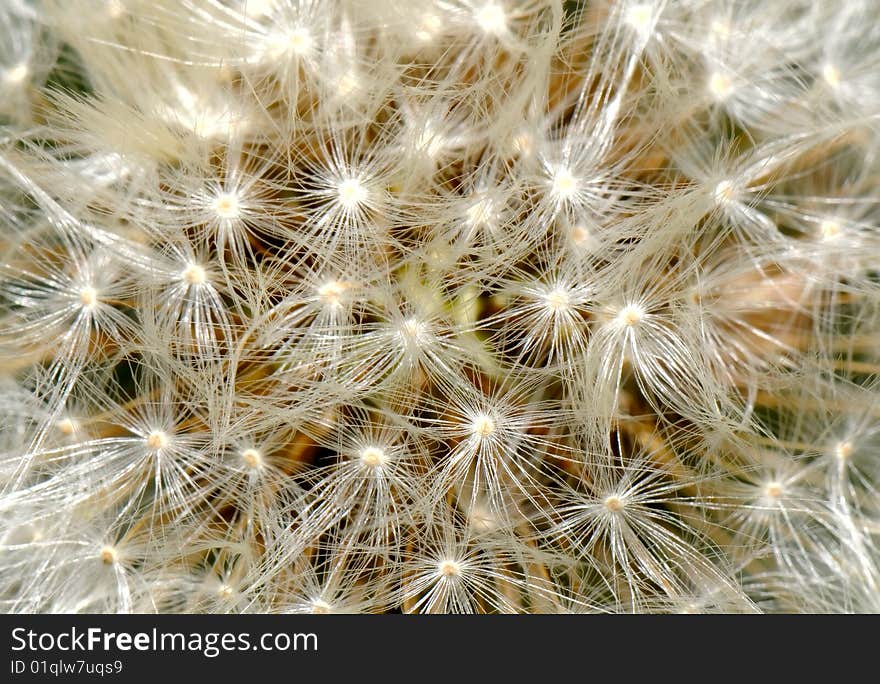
top-left (1, 0), bottom-right (879, 614)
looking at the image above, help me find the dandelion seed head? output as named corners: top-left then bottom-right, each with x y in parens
top-left (708, 72), bottom-right (733, 100)
top-left (415, 13), bottom-right (442, 43)
top-left (57, 418), bottom-right (79, 436)
top-left (471, 414), bottom-right (496, 438)
top-left (212, 191), bottom-right (241, 219)
top-left (544, 287), bottom-right (571, 313)
top-left (764, 481), bottom-right (784, 500)
top-left (822, 63), bottom-right (842, 90)
top-left (311, 599), bottom-right (332, 614)
top-left (415, 125), bottom-right (445, 158)
top-left (103, 0), bottom-right (126, 18)
top-left (337, 178), bottom-right (367, 209)
top-left (713, 179), bottom-right (738, 205)
top-left (146, 431), bottom-right (169, 451)
top-left (359, 446), bottom-right (388, 468)
top-left (468, 504), bottom-right (499, 533)
top-left (616, 304), bottom-right (644, 327)
top-left (99, 546), bottom-right (118, 565)
top-left (625, 4), bottom-right (654, 39)
top-left (287, 28), bottom-right (314, 56)
top-left (79, 286), bottom-right (98, 309)
top-left (241, 448), bottom-right (263, 469)
top-left (399, 317), bottom-right (427, 344)
top-left (438, 559), bottom-right (462, 578)
top-left (317, 280), bottom-right (349, 308)
top-left (475, 4), bottom-right (507, 35)
top-left (6, 0), bottom-right (878, 617)
top-left (512, 131), bottom-right (533, 156)
top-left (182, 263), bottom-right (207, 285)
top-left (819, 218), bottom-right (842, 241)
top-left (604, 494), bottom-right (625, 513)
top-left (263, 26), bottom-right (314, 60)
top-left (335, 71), bottom-right (360, 97)
top-left (3, 63), bottom-right (29, 86)
top-left (568, 223), bottom-right (598, 252)
top-left (834, 441), bottom-right (853, 461)
top-left (710, 19), bottom-right (731, 39)
top-left (466, 195), bottom-right (496, 227)
top-left (551, 168), bottom-right (578, 199)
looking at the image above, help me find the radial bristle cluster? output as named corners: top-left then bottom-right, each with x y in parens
top-left (1, 0), bottom-right (879, 614)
